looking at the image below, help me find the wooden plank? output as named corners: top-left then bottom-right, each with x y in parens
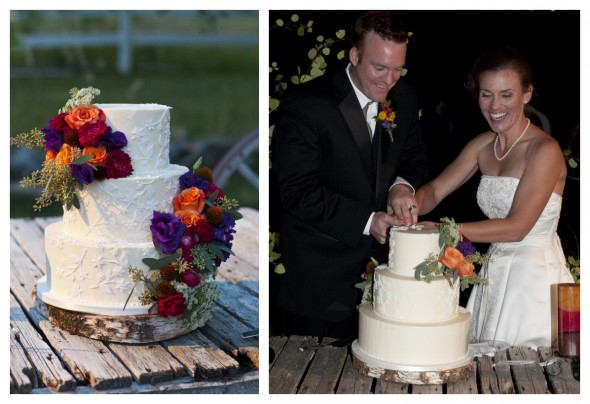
top-left (269, 336), bottom-right (288, 369)
top-left (215, 280), bottom-right (258, 331)
top-left (10, 236), bottom-right (44, 311)
top-left (108, 342), bottom-right (187, 384)
top-left (268, 336), bottom-right (317, 394)
top-left (411, 383), bottom-right (443, 394)
top-left (162, 331), bottom-right (240, 379)
top-left (492, 348), bottom-right (515, 393)
top-left (30, 371), bottom-right (260, 394)
top-left (336, 354), bottom-right (375, 394)
top-left (374, 378), bottom-right (409, 394)
top-left (39, 320), bottom-right (133, 390)
top-left (446, 361), bottom-right (478, 393)
top-left (10, 330), bottom-right (36, 393)
top-left (476, 355), bottom-right (501, 394)
top-left (218, 253), bottom-right (258, 284)
top-left (230, 212), bottom-right (259, 269)
top-left (507, 346), bottom-right (550, 394)
top-left (10, 294), bottom-right (77, 392)
top-left (538, 347), bottom-right (580, 394)
top-left (200, 306), bottom-right (259, 369)
top-left (297, 338), bottom-right (348, 393)
top-left (10, 218), bottom-right (47, 272)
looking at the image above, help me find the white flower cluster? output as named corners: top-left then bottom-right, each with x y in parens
top-left (60, 87), bottom-right (101, 113)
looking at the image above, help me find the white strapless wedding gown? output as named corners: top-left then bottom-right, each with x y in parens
top-left (466, 175), bottom-right (574, 348)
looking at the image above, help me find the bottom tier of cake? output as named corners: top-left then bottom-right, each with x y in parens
top-left (41, 221), bottom-right (157, 315)
top-left (356, 302), bottom-right (472, 367)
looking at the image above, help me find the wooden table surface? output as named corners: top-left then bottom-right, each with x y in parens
top-left (269, 335), bottom-right (580, 394)
top-left (10, 208), bottom-right (259, 394)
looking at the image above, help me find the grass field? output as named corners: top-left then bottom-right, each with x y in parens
top-left (10, 15), bottom-right (260, 218)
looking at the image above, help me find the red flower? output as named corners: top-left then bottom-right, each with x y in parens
top-left (48, 112), bottom-right (70, 132)
top-left (179, 229), bottom-right (197, 263)
top-left (157, 292), bottom-right (186, 317)
top-left (181, 269), bottom-right (201, 288)
top-left (105, 149), bottom-right (133, 179)
top-left (193, 218), bottom-right (215, 244)
top-left (79, 120), bottom-right (108, 147)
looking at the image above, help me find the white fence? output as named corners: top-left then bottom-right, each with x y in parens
top-left (11, 10), bottom-right (258, 74)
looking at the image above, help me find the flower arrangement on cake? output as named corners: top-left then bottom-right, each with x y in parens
top-left (10, 87), bottom-right (133, 211)
top-left (126, 158), bottom-right (242, 327)
top-left (415, 217), bottom-right (489, 291)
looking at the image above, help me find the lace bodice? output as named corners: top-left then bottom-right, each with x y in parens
top-left (476, 175), bottom-right (562, 245)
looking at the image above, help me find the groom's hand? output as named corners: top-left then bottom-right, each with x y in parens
top-left (370, 212), bottom-right (398, 244)
top-left (387, 184), bottom-right (418, 225)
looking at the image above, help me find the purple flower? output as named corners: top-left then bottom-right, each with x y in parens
top-left (456, 240), bottom-right (476, 257)
top-left (179, 171), bottom-right (209, 191)
top-left (42, 127), bottom-right (64, 152)
top-left (100, 129), bottom-right (128, 151)
top-left (150, 211), bottom-right (186, 254)
top-left (70, 163), bottom-right (95, 184)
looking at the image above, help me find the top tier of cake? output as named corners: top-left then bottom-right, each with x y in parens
top-left (387, 226), bottom-right (441, 277)
top-left (95, 103), bottom-right (171, 174)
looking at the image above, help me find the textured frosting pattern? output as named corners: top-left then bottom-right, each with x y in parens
top-left (373, 264), bottom-right (460, 323)
top-left (44, 221), bottom-right (156, 314)
top-left (63, 165), bottom-right (188, 241)
top-left (41, 103), bottom-right (188, 315)
top-left (356, 225), bottom-right (472, 367)
top-left (94, 103), bottom-right (172, 173)
top-left (387, 226), bottom-right (441, 277)
top-left (357, 303), bottom-right (471, 366)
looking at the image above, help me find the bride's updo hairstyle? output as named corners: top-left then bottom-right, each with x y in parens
top-left (464, 47), bottom-right (535, 100)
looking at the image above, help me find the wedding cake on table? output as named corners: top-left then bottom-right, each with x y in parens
top-left (12, 87), bottom-right (241, 343)
top-left (352, 222), bottom-right (486, 384)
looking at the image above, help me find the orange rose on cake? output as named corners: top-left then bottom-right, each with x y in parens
top-left (173, 187), bottom-right (206, 213)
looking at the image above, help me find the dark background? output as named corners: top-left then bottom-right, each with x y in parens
top-left (269, 10), bottom-right (580, 320)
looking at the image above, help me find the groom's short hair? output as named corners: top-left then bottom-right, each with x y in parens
top-left (350, 11), bottom-right (409, 55)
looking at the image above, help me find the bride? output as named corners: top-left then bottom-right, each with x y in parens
top-left (414, 47), bottom-right (574, 348)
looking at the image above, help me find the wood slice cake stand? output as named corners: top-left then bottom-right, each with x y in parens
top-left (351, 340), bottom-right (474, 384)
top-left (34, 279), bottom-right (198, 344)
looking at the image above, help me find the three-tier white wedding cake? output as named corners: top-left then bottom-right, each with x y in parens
top-left (352, 226), bottom-right (473, 384)
top-left (37, 104), bottom-right (189, 315)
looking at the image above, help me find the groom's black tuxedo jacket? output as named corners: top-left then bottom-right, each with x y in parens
top-left (273, 67), bottom-right (428, 322)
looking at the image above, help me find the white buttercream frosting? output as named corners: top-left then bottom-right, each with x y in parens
top-left (41, 103), bottom-right (189, 315)
top-left (95, 103), bottom-right (172, 173)
top-left (357, 225), bottom-right (472, 367)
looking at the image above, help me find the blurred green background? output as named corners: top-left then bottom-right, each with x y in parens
top-left (10, 10), bottom-right (259, 218)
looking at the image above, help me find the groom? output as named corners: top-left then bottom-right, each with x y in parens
top-left (272, 11), bottom-right (429, 339)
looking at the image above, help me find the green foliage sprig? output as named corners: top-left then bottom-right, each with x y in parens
top-left (415, 218), bottom-right (490, 291)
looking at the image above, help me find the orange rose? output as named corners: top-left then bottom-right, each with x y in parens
top-left (64, 105), bottom-right (104, 130)
top-left (45, 150), bottom-right (57, 163)
top-left (457, 260), bottom-right (475, 277)
top-left (439, 247), bottom-right (465, 269)
top-left (174, 209), bottom-right (203, 227)
top-left (173, 187), bottom-right (206, 213)
top-left (82, 145), bottom-right (107, 166)
top-left (55, 144), bottom-right (75, 165)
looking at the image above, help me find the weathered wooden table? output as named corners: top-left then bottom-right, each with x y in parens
top-left (10, 208), bottom-right (259, 394)
top-left (269, 336), bottom-right (580, 394)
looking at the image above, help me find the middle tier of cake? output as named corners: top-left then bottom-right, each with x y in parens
top-left (63, 164), bottom-right (188, 241)
top-left (373, 264), bottom-right (460, 323)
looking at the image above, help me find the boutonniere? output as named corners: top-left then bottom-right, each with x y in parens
top-left (374, 100), bottom-right (396, 143)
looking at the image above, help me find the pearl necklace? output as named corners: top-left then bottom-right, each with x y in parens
top-left (493, 118), bottom-right (531, 161)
